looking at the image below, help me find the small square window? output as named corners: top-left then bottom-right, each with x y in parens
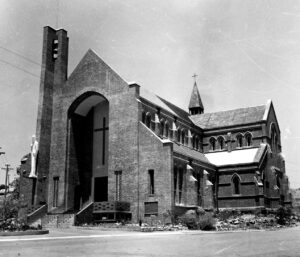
top-left (144, 202), bottom-right (158, 217)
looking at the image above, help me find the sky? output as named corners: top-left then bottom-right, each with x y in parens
top-left (0, 0), bottom-right (300, 188)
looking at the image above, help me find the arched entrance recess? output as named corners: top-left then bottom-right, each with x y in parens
top-left (66, 92), bottom-right (109, 211)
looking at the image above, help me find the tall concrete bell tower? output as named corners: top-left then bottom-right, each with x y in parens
top-left (34, 26), bottom-right (69, 205)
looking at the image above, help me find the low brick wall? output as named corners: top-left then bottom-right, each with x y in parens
top-left (42, 213), bottom-right (75, 228)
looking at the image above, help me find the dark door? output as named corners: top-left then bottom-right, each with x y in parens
top-left (94, 177), bottom-right (108, 202)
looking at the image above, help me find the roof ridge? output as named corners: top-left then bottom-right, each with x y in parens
top-left (198, 103), bottom-right (266, 116)
top-left (157, 95), bottom-right (190, 115)
top-left (140, 87), bottom-right (190, 118)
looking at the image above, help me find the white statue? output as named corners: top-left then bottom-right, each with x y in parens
top-left (29, 135), bottom-right (39, 178)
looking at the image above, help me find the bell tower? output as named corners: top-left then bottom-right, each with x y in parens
top-left (35, 26), bottom-right (69, 205)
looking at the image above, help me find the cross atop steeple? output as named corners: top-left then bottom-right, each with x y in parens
top-left (192, 73), bottom-right (198, 83)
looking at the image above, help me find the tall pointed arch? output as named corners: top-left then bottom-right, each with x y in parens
top-left (217, 136), bottom-right (225, 150)
top-left (231, 173), bottom-right (241, 195)
top-left (209, 137), bottom-right (216, 151)
top-left (244, 132), bottom-right (253, 147)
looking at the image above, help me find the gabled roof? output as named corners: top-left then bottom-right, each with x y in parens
top-left (188, 82), bottom-right (204, 110)
top-left (190, 103), bottom-right (268, 129)
top-left (140, 87), bottom-right (191, 122)
top-left (67, 49), bottom-right (127, 87)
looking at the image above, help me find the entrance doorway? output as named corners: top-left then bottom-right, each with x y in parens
top-left (67, 92), bottom-right (109, 211)
top-left (94, 177), bottom-right (108, 202)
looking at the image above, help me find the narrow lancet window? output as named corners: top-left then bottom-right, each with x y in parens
top-left (148, 170), bottom-right (154, 195)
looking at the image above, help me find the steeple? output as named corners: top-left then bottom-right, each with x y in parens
top-left (188, 77), bottom-right (204, 115)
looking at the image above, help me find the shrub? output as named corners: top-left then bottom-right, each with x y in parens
top-left (198, 213), bottom-right (216, 231)
top-left (165, 210), bottom-right (179, 225)
top-left (0, 196), bottom-right (19, 222)
top-left (196, 207), bottom-right (205, 216)
top-left (217, 209), bottom-right (234, 221)
top-left (180, 211), bottom-right (216, 230)
top-left (179, 210), bottom-right (197, 229)
top-left (0, 219), bottom-right (40, 232)
top-left (276, 207), bottom-right (292, 225)
top-left (180, 215), bottom-right (198, 230)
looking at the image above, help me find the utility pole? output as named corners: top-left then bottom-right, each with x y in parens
top-left (1, 163), bottom-right (13, 222)
top-left (1, 164), bottom-right (13, 200)
top-left (0, 148), bottom-right (6, 195)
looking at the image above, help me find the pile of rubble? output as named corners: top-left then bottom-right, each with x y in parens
top-left (78, 222), bottom-right (188, 232)
top-left (215, 214), bottom-right (299, 231)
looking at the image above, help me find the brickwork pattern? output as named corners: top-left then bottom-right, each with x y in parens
top-left (23, 26), bottom-right (291, 226)
top-left (138, 122), bottom-right (173, 222)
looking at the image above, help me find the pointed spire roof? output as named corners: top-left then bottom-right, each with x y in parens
top-left (188, 82), bottom-right (204, 111)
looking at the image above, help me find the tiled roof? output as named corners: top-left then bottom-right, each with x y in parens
top-left (140, 87), bottom-right (191, 122)
top-left (190, 104), bottom-right (267, 129)
top-left (173, 144), bottom-right (211, 165)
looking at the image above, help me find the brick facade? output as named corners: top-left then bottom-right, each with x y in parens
top-left (19, 26), bottom-right (291, 225)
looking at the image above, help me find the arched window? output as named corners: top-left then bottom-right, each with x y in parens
top-left (192, 135), bottom-right (195, 148)
top-left (276, 172), bottom-right (281, 189)
top-left (236, 134), bottom-right (243, 148)
top-left (170, 122), bottom-right (176, 140)
top-left (145, 113), bottom-right (152, 128)
top-left (142, 111), bottom-right (146, 124)
top-left (177, 128), bottom-right (181, 143)
top-left (245, 133), bottom-right (252, 147)
top-left (164, 122), bottom-right (169, 138)
top-left (195, 136), bottom-right (199, 150)
top-left (218, 137), bottom-right (225, 150)
top-left (270, 123), bottom-right (278, 153)
top-left (232, 174), bottom-right (241, 195)
top-left (160, 119), bottom-right (164, 137)
top-left (209, 137), bottom-right (216, 151)
top-left (181, 130), bottom-right (185, 145)
top-left (274, 134), bottom-right (278, 152)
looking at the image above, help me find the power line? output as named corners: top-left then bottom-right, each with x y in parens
top-left (0, 45), bottom-right (40, 66)
top-left (0, 58), bottom-right (39, 78)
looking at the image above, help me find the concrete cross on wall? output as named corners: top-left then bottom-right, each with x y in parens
top-left (94, 117), bottom-right (109, 165)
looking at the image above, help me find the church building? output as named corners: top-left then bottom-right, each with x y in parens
top-left (18, 26), bottom-right (291, 225)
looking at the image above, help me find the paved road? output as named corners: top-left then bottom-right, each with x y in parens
top-left (0, 226), bottom-right (300, 257)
